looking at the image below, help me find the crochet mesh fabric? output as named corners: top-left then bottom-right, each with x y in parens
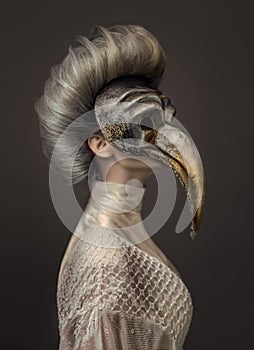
top-left (57, 181), bottom-right (193, 350)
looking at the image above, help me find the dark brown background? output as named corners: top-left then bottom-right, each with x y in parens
top-left (1, 1), bottom-right (253, 349)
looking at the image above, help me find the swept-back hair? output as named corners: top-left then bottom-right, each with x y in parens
top-left (34, 24), bottom-right (166, 183)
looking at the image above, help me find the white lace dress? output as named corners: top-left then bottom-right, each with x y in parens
top-left (57, 180), bottom-right (193, 350)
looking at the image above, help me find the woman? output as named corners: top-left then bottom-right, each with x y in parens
top-left (35, 24), bottom-right (206, 350)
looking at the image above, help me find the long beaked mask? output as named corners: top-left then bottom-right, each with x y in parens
top-left (94, 76), bottom-right (206, 239)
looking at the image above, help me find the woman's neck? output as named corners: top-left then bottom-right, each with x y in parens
top-left (83, 179), bottom-right (147, 229)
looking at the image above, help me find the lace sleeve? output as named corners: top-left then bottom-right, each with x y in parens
top-left (57, 236), bottom-right (193, 350)
top-left (60, 306), bottom-right (173, 350)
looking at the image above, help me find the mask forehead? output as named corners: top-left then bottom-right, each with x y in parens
top-left (94, 86), bottom-right (176, 143)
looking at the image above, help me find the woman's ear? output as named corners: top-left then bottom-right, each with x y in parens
top-left (87, 134), bottom-right (112, 158)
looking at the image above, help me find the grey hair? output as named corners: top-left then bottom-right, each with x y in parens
top-left (34, 24), bottom-right (166, 184)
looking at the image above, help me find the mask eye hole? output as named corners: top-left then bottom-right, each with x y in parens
top-left (140, 116), bottom-right (154, 130)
